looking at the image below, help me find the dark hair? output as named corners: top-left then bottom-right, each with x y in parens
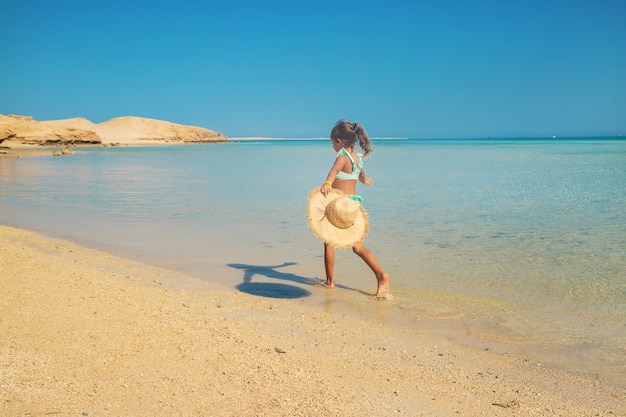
top-left (330, 120), bottom-right (373, 156)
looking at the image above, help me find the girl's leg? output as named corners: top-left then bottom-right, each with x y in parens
top-left (324, 243), bottom-right (336, 288)
top-left (352, 244), bottom-right (390, 297)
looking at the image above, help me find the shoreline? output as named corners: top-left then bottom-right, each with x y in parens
top-left (1, 223), bottom-right (624, 416)
top-left (0, 140), bottom-right (209, 158)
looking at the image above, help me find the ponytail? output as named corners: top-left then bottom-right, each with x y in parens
top-left (353, 122), bottom-right (373, 156)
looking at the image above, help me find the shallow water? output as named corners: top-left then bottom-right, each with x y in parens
top-left (1, 138), bottom-right (625, 384)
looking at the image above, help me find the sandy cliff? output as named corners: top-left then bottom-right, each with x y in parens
top-left (0, 115), bottom-right (100, 145)
top-left (0, 114), bottom-right (227, 147)
top-left (93, 116), bottom-right (226, 144)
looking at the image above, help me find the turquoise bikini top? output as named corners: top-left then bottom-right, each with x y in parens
top-left (335, 148), bottom-right (363, 181)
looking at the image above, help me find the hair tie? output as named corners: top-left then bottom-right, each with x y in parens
top-left (352, 122), bottom-right (357, 131)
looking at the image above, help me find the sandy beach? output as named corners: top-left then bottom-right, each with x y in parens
top-left (1, 224), bottom-right (623, 416)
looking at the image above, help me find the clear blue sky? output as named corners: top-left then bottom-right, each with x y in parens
top-left (2, 0), bottom-right (625, 138)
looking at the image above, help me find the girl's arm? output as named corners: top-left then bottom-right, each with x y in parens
top-left (321, 155), bottom-right (350, 196)
top-left (359, 168), bottom-right (373, 187)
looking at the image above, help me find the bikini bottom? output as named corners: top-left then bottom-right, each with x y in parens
top-left (346, 194), bottom-right (363, 204)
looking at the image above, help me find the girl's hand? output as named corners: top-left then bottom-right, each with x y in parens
top-left (321, 182), bottom-right (332, 196)
top-left (361, 177), bottom-right (373, 187)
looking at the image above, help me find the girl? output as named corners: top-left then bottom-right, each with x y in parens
top-left (319, 120), bottom-right (389, 298)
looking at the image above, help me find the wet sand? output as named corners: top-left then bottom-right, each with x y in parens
top-left (1, 224), bottom-right (624, 416)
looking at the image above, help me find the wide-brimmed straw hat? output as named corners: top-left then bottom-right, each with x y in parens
top-left (307, 187), bottom-right (369, 249)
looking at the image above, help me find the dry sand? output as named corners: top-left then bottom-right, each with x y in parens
top-left (1, 224), bottom-right (624, 416)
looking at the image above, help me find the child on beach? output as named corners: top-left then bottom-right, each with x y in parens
top-left (312, 120), bottom-right (390, 298)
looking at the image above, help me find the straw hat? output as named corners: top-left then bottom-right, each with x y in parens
top-left (307, 187), bottom-right (369, 249)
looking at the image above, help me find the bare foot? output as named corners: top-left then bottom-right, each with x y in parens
top-left (375, 272), bottom-right (390, 298)
top-left (314, 277), bottom-right (335, 288)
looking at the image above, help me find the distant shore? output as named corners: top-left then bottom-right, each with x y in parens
top-left (0, 114), bottom-right (227, 153)
top-left (228, 137), bottom-right (326, 141)
top-left (227, 137), bottom-right (411, 141)
top-left (3, 135), bottom-right (623, 159)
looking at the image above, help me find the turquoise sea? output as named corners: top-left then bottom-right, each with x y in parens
top-left (1, 138), bottom-right (625, 385)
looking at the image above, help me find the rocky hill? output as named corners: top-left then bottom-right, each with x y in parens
top-left (0, 115), bottom-right (227, 146)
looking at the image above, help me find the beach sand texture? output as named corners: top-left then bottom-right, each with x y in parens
top-left (1, 224), bottom-right (624, 416)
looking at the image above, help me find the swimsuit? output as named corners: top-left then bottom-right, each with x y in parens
top-left (335, 148), bottom-right (364, 203)
top-left (347, 194), bottom-right (363, 204)
top-left (335, 148), bottom-right (363, 181)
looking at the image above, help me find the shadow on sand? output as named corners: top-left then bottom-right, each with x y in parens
top-left (228, 261), bottom-right (364, 299)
